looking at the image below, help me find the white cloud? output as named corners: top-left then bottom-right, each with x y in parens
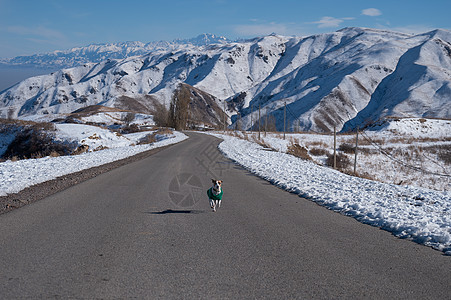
top-left (311, 17), bottom-right (345, 28)
top-left (362, 8), bottom-right (382, 17)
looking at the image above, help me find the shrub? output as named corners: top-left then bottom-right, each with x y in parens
top-left (3, 128), bottom-right (74, 160)
top-left (121, 123), bottom-right (140, 134)
top-left (326, 153), bottom-right (351, 170)
top-left (339, 143), bottom-right (356, 154)
top-left (437, 145), bottom-right (451, 165)
top-left (310, 147), bottom-right (328, 156)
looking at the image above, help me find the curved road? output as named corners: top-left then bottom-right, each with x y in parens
top-left (0, 132), bottom-right (449, 299)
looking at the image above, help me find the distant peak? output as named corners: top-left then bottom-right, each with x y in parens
top-left (173, 33), bottom-right (231, 46)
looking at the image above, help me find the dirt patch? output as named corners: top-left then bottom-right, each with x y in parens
top-left (0, 144), bottom-right (174, 215)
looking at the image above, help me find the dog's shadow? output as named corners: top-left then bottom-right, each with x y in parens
top-left (147, 209), bottom-right (205, 215)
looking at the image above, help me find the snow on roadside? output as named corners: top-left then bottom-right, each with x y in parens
top-left (208, 133), bottom-right (451, 255)
top-left (0, 131), bottom-right (188, 197)
top-left (55, 123), bottom-right (131, 150)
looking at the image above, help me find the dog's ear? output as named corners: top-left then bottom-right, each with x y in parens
top-left (219, 180), bottom-right (223, 184)
top-left (211, 179), bottom-right (216, 184)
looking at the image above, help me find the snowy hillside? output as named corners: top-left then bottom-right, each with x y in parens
top-left (1, 28), bottom-right (450, 132)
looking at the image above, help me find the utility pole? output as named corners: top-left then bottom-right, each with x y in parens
top-left (237, 112), bottom-right (241, 131)
top-left (283, 102), bottom-right (286, 140)
top-left (258, 105), bottom-right (261, 140)
top-left (333, 126), bottom-right (337, 169)
top-left (250, 104), bottom-right (253, 132)
top-left (223, 100), bottom-right (226, 133)
top-left (354, 130), bottom-right (359, 175)
top-left (264, 110), bottom-right (267, 137)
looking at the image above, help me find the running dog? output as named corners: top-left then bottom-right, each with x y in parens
top-left (207, 179), bottom-right (223, 212)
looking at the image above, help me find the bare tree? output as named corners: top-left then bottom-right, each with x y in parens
top-left (169, 85), bottom-right (191, 130)
top-left (7, 107), bottom-right (15, 120)
top-left (152, 101), bottom-right (169, 127)
top-left (122, 112), bottom-right (135, 126)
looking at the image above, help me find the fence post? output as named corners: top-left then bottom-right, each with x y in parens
top-left (354, 130), bottom-right (359, 175)
top-left (333, 126), bottom-right (337, 169)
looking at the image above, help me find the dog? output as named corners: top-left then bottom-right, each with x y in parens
top-left (207, 179), bottom-right (223, 212)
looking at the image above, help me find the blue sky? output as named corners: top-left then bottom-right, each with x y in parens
top-left (1, 0), bottom-right (450, 58)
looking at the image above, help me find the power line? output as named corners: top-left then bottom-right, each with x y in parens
top-left (343, 111), bottom-right (450, 178)
top-left (359, 130), bottom-right (450, 177)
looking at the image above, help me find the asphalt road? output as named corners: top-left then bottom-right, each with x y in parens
top-left (0, 132), bottom-right (449, 299)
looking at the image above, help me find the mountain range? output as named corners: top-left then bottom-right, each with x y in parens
top-left (1, 28), bottom-right (450, 132)
top-left (0, 34), bottom-right (231, 69)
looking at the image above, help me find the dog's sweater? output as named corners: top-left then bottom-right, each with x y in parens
top-left (207, 187), bottom-right (223, 201)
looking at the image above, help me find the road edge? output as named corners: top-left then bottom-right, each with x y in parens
top-left (0, 139), bottom-right (188, 215)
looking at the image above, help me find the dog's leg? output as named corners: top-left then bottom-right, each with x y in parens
top-left (209, 199), bottom-right (214, 209)
top-left (217, 200), bottom-right (221, 209)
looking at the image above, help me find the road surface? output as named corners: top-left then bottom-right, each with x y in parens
top-left (0, 132), bottom-right (449, 299)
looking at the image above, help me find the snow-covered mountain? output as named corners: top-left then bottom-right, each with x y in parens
top-left (1, 28), bottom-right (450, 132)
top-left (0, 34), bottom-right (230, 69)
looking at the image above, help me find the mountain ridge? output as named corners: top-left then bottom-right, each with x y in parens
top-left (1, 27), bottom-right (450, 132)
top-left (0, 33), bottom-right (232, 69)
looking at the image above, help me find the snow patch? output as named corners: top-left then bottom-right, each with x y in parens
top-left (208, 132), bottom-right (451, 254)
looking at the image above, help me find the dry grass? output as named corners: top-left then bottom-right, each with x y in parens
top-left (0, 118), bottom-right (56, 131)
top-left (287, 142), bottom-right (313, 161)
top-left (137, 128), bottom-right (174, 145)
top-left (155, 127), bottom-right (174, 135)
top-left (252, 135), bottom-right (274, 150)
top-left (357, 137), bottom-right (386, 146)
top-left (93, 145), bottom-right (109, 152)
top-left (306, 141), bottom-right (328, 148)
top-left (138, 133), bottom-right (158, 145)
top-left (72, 145), bottom-right (89, 155)
top-left (88, 133), bottom-right (101, 140)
